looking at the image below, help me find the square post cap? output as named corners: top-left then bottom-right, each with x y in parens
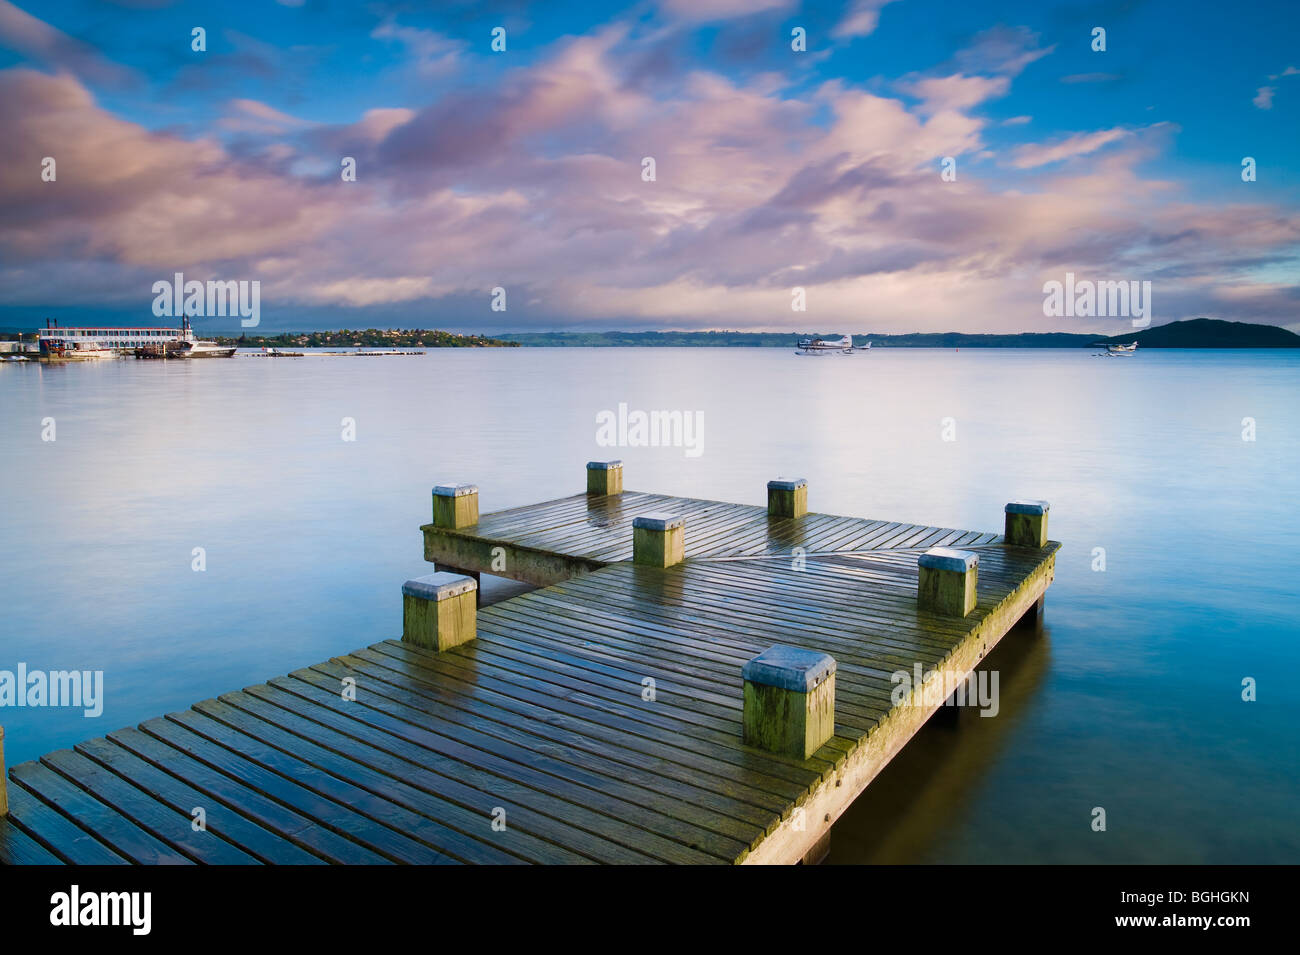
top-left (1005, 500), bottom-right (1050, 516)
top-left (402, 572), bottom-right (478, 601)
top-left (433, 483), bottom-right (478, 497)
top-left (918, 547), bottom-right (979, 572)
top-left (633, 512), bottom-right (684, 531)
top-left (742, 644), bottom-right (836, 692)
top-left (586, 460), bottom-right (623, 470)
top-left (767, 478), bottom-right (808, 491)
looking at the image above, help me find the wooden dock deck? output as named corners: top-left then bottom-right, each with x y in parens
top-left (0, 470), bottom-right (1057, 865)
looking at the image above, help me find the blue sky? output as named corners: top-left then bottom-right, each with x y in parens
top-left (1, 0), bottom-right (1297, 332)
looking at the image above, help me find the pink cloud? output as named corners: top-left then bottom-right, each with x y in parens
top-left (832, 0), bottom-right (898, 40)
top-left (1009, 127), bottom-right (1131, 168)
top-left (902, 73), bottom-right (1011, 114)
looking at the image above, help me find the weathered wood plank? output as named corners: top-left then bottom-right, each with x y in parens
top-left (217, 687), bottom-right (664, 864)
top-left (9, 761), bottom-right (194, 865)
top-left (0, 811), bottom-right (67, 864)
top-left (108, 725), bottom-right (390, 864)
top-left (2, 784), bottom-right (127, 865)
top-left (74, 735), bottom-right (323, 865)
top-left (244, 679), bottom-right (724, 864)
top-left (190, 696), bottom-right (599, 864)
top-left (41, 748), bottom-right (261, 865)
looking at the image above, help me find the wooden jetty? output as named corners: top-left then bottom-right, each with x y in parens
top-left (0, 465), bottom-right (1057, 865)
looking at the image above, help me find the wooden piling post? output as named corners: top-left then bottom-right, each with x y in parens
top-left (402, 572), bottom-right (477, 651)
top-left (432, 483), bottom-right (479, 530)
top-left (917, 547), bottom-right (979, 617)
top-left (767, 478), bottom-right (808, 519)
top-left (742, 645), bottom-right (836, 759)
top-left (632, 513), bottom-right (685, 568)
top-left (1004, 500), bottom-right (1050, 548)
top-left (0, 725), bottom-right (7, 818)
top-left (586, 460), bottom-right (624, 496)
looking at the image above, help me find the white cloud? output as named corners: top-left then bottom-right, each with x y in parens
top-left (832, 0), bottom-right (898, 40)
top-left (659, 0), bottom-right (792, 22)
top-left (371, 17), bottom-right (464, 76)
top-left (1009, 127), bottom-right (1130, 168)
top-left (902, 74), bottom-right (1010, 114)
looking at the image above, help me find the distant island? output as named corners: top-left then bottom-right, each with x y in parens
top-left (209, 328), bottom-right (521, 348)
top-left (495, 318), bottom-right (1300, 348)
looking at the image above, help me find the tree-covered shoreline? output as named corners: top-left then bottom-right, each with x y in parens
top-left (209, 328), bottom-right (521, 348)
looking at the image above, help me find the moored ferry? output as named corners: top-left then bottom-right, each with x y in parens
top-left (36, 317), bottom-right (234, 360)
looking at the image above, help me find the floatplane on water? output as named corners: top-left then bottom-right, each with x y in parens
top-left (1105, 341), bottom-right (1138, 356)
top-left (795, 335), bottom-right (871, 355)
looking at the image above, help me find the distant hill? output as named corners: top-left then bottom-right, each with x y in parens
top-left (1103, 318), bottom-right (1300, 348)
top-left (497, 319), bottom-right (1299, 348)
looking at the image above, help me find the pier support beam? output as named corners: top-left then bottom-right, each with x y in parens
top-left (402, 572), bottom-right (477, 651)
top-left (918, 547), bottom-right (979, 617)
top-left (800, 830), bottom-right (832, 865)
top-left (742, 645), bottom-right (836, 760)
top-left (0, 725), bottom-right (7, 818)
top-left (632, 513), bottom-right (685, 568)
top-left (433, 484), bottom-right (479, 530)
top-left (1004, 500), bottom-right (1050, 548)
top-left (1015, 594), bottom-right (1046, 629)
top-left (767, 478), bottom-right (808, 519)
top-left (586, 460), bottom-right (624, 496)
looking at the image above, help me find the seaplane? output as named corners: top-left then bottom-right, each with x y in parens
top-left (1105, 341), bottom-right (1139, 356)
top-left (795, 334), bottom-right (855, 356)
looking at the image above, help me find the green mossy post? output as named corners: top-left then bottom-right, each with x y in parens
top-left (917, 547), bottom-right (979, 617)
top-left (587, 460), bottom-right (623, 496)
top-left (402, 573), bottom-right (478, 651)
top-left (767, 478), bottom-right (808, 519)
top-left (433, 483), bottom-right (479, 530)
top-left (742, 645), bottom-right (836, 760)
top-left (632, 513), bottom-right (685, 568)
top-left (1004, 499), bottom-right (1050, 548)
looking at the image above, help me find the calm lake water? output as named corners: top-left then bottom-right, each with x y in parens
top-left (1, 347), bottom-right (1297, 863)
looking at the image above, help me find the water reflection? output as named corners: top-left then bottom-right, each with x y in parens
top-left (828, 619), bottom-right (1053, 863)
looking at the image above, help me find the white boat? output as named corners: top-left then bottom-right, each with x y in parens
top-left (40, 341), bottom-right (116, 361)
top-left (796, 335), bottom-right (854, 355)
top-left (174, 339), bottom-right (237, 358)
top-left (856, 340), bottom-right (872, 351)
top-left (1106, 341), bottom-right (1139, 356)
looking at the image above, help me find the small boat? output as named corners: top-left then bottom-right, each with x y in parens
top-left (39, 340), bottom-right (116, 361)
top-left (796, 335), bottom-right (854, 356)
top-left (174, 339), bottom-right (237, 358)
top-left (855, 341), bottom-right (872, 351)
top-left (1106, 341), bottom-right (1139, 356)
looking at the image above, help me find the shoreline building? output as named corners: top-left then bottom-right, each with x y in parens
top-left (36, 318), bottom-right (194, 360)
